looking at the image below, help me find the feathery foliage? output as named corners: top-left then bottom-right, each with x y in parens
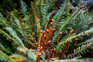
top-left (0, 0), bottom-right (93, 62)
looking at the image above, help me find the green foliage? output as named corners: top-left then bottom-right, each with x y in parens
top-left (0, 0), bottom-right (93, 62)
top-left (0, 51), bottom-right (13, 62)
top-left (20, 0), bottom-right (28, 17)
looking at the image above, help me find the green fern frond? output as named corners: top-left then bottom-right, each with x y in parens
top-left (69, 38), bottom-right (93, 57)
top-left (0, 51), bottom-right (13, 62)
top-left (31, 2), bottom-right (41, 33)
top-left (0, 0), bottom-right (93, 61)
top-left (58, 28), bottom-right (93, 49)
top-left (10, 13), bottom-right (30, 43)
top-left (76, 38), bottom-right (93, 46)
top-left (0, 29), bottom-right (18, 44)
top-left (0, 43), bottom-right (10, 53)
top-left (20, 0), bottom-right (28, 17)
top-left (53, 0), bottom-right (67, 28)
top-left (0, 13), bottom-right (10, 27)
top-left (5, 27), bottom-right (27, 50)
top-left (52, 7), bottom-right (81, 42)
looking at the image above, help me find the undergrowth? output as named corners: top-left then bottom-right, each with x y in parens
top-left (0, 0), bottom-right (93, 62)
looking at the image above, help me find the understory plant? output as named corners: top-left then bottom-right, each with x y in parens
top-left (0, 0), bottom-right (93, 62)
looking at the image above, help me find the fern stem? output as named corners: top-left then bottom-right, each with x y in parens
top-left (32, 8), bottom-right (35, 32)
top-left (70, 38), bottom-right (78, 54)
top-left (36, 30), bottom-right (45, 62)
top-left (62, 42), bottom-right (70, 59)
top-left (45, 29), bottom-right (50, 43)
top-left (0, 46), bottom-right (2, 51)
top-left (31, 2), bottom-right (41, 34)
top-left (50, 29), bottom-right (55, 40)
top-left (45, 19), bottom-right (50, 32)
top-left (57, 32), bottom-right (62, 47)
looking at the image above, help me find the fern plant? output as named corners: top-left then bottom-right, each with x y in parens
top-left (0, 0), bottom-right (93, 62)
